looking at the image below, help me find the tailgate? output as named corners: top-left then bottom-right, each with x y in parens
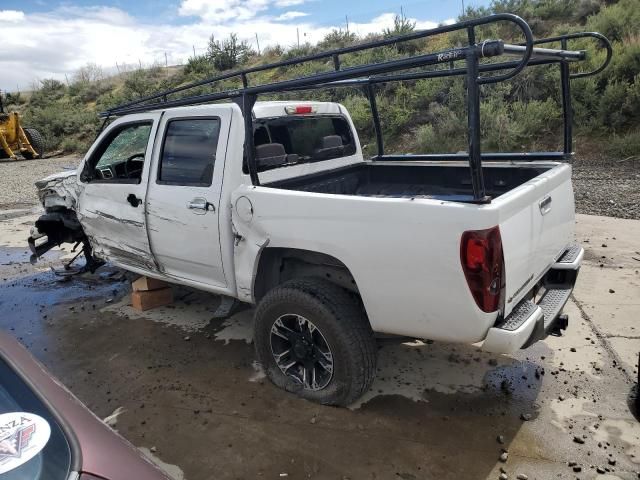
top-left (496, 164), bottom-right (575, 316)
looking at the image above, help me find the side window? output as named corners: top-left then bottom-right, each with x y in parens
top-left (158, 118), bottom-right (221, 186)
top-left (83, 122), bottom-right (152, 183)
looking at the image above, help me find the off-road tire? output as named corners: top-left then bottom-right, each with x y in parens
top-left (22, 128), bottom-right (45, 159)
top-left (254, 278), bottom-right (377, 406)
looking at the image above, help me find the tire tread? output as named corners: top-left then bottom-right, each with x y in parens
top-left (23, 128), bottom-right (45, 159)
top-left (254, 277), bottom-right (377, 406)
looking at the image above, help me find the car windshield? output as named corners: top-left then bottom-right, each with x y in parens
top-left (0, 358), bottom-right (72, 480)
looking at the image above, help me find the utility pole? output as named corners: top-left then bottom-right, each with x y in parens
top-left (192, 45), bottom-right (196, 57)
top-left (296, 27), bottom-right (300, 48)
top-left (461, 0), bottom-right (465, 16)
top-left (400, 6), bottom-right (404, 20)
top-left (165, 52), bottom-right (169, 77)
top-left (345, 15), bottom-right (349, 34)
top-left (116, 62), bottom-right (120, 74)
top-left (255, 33), bottom-right (261, 55)
top-left (138, 59), bottom-right (142, 70)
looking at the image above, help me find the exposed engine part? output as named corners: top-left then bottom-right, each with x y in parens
top-left (28, 208), bottom-right (104, 274)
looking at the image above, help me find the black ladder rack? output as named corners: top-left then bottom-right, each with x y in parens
top-left (100, 13), bottom-right (611, 202)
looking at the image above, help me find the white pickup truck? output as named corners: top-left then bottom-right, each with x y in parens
top-left (30, 99), bottom-right (582, 405)
top-left (29, 15), bottom-right (609, 405)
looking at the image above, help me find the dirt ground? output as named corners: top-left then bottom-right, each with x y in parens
top-left (0, 156), bottom-right (639, 479)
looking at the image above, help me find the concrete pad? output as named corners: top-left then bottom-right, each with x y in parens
top-left (103, 288), bottom-right (221, 333)
top-left (576, 214), bottom-right (640, 269)
top-left (0, 211), bottom-right (41, 248)
top-left (545, 300), bottom-right (608, 376)
top-left (574, 215), bottom-right (640, 379)
top-left (576, 265), bottom-right (640, 306)
top-left (607, 337), bottom-right (640, 377)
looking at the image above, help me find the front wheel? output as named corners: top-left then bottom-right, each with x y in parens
top-left (254, 278), bottom-right (377, 406)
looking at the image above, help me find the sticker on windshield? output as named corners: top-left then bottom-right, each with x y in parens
top-left (0, 412), bottom-right (51, 474)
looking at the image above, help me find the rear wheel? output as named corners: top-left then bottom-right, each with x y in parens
top-left (22, 128), bottom-right (45, 159)
top-left (254, 278), bottom-right (377, 406)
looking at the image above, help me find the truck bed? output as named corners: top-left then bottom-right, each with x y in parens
top-left (266, 162), bottom-right (551, 202)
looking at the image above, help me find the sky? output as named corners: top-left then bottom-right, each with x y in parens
top-left (0, 0), bottom-right (491, 92)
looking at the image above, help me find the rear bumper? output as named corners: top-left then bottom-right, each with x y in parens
top-left (482, 244), bottom-right (582, 354)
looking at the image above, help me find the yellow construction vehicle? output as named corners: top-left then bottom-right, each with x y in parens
top-left (0, 90), bottom-right (44, 160)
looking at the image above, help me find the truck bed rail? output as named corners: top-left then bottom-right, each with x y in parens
top-left (99, 14), bottom-right (611, 202)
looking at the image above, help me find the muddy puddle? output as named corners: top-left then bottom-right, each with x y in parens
top-left (0, 243), bottom-right (638, 478)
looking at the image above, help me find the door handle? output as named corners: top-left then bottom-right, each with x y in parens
top-left (539, 195), bottom-right (552, 215)
top-left (187, 197), bottom-right (214, 213)
top-left (127, 194), bottom-right (142, 207)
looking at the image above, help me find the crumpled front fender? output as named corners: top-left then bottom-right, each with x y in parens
top-left (35, 170), bottom-right (81, 210)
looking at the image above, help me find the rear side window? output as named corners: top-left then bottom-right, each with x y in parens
top-left (252, 115), bottom-right (356, 171)
top-left (158, 118), bottom-right (221, 186)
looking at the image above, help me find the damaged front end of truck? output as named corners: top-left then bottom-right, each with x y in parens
top-left (28, 171), bottom-right (103, 273)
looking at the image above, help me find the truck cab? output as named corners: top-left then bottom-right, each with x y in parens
top-left (52, 101), bottom-right (360, 292)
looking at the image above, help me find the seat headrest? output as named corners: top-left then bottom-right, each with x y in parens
top-left (255, 143), bottom-right (287, 168)
top-left (321, 135), bottom-right (343, 149)
top-left (256, 143), bottom-right (286, 158)
top-left (312, 135), bottom-right (345, 161)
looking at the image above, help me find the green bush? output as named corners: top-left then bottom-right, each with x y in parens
top-left (184, 55), bottom-right (215, 77)
top-left (606, 129), bottom-right (640, 158)
top-left (22, 101), bottom-right (98, 152)
top-left (4, 91), bottom-right (24, 105)
top-left (21, 78), bottom-right (99, 153)
top-left (340, 94), bottom-right (373, 136)
top-left (481, 98), bottom-right (519, 151)
top-left (207, 33), bottom-right (254, 71)
top-left (598, 80), bottom-right (640, 131)
top-left (60, 136), bottom-right (92, 154)
top-left (586, 0), bottom-right (640, 42)
top-left (318, 29), bottom-right (357, 50)
top-left (18, 0), bottom-right (640, 157)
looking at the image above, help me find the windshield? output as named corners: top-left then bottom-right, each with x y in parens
top-left (0, 358), bottom-right (72, 480)
top-left (252, 115), bottom-right (356, 172)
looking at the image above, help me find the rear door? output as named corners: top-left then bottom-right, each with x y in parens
top-left (77, 114), bottom-right (160, 271)
top-left (145, 108), bottom-right (231, 288)
top-left (497, 164), bottom-right (575, 315)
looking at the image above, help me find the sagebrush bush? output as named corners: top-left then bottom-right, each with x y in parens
top-left (16, 0), bottom-right (640, 160)
top-left (606, 130), bottom-right (640, 158)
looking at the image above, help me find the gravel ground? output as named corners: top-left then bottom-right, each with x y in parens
top-left (572, 159), bottom-right (640, 220)
top-left (1, 154), bottom-right (638, 219)
top-left (0, 155), bottom-right (81, 208)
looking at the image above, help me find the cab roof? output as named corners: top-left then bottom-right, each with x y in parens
top-left (150, 101), bottom-right (342, 119)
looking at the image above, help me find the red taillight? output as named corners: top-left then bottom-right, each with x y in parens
top-left (460, 226), bottom-right (504, 313)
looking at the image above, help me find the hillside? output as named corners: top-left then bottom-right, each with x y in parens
top-left (6, 0), bottom-right (640, 161)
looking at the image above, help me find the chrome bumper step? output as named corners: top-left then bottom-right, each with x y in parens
top-left (539, 287), bottom-right (572, 330)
